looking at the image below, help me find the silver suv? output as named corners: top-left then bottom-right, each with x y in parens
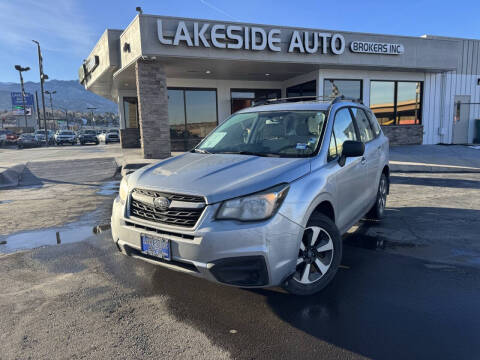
top-left (111, 97), bottom-right (389, 295)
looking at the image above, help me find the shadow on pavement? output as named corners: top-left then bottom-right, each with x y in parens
top-left (390, 174), bottom-right (480, 189)
top-left (125, 243), bottom-right (480, 360)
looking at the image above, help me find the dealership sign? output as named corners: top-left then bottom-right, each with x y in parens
top-left (350, 41), bottom-right (404, 55)
top-left (11, 92), bottom-right (34, 116)
top-left (157, 20), bottom-right (404, 56)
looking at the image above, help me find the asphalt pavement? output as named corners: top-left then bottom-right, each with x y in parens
top-left (1, 230), bottom-right (479, 360)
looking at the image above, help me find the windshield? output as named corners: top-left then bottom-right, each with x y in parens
top-left (60, 131), bottom-right (74, 135)
top-left (84, 130), bottom-right (96, 135)
top-left (195, 110), bottom-right (327, 157)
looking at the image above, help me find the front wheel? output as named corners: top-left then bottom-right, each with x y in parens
top-left (366, 173), bottom-right (388, 220)
top-left (283, 214), bottom-right (342, 296)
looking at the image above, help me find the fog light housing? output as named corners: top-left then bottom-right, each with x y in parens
top-left (210, 256), bottom-right (269, 286)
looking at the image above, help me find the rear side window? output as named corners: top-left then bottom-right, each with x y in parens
top-left (351, 107), bottom-right (374, 143)
top-left (329, 107), bottom-right (358, 158)
top-left (366, 110), bottom-right (381, 137)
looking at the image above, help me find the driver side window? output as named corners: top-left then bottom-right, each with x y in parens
top-left (328, 107), bottom-right (358, 160)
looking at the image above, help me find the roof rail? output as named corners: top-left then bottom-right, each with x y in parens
top-left (331, 95), bottom-right (363, 104)
top-left (250, 95), bottom-right (363, 107)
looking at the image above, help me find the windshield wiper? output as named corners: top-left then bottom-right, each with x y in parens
top-left (217, 151), bottom-right (280, 157)
top-left (192, 149), bottom-right (211, 154)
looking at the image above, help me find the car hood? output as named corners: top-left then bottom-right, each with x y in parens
top-left (129, 153), bottom-right (311, 204)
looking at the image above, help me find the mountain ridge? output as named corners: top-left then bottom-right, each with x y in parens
top-left (0, 80), bottom-right (117, 113)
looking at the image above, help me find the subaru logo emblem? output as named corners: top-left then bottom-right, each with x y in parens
top-left (153, 196), bottom-right (170, 211)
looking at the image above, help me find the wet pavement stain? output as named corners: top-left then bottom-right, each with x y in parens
top-left (0, 200), bottom-right (14, 205)
top-left (0, 224), bottom-right (101, 253)
top-left (96, 181), bottom-right (119, 196)
top-left (344, 233), bottom-right (419, 251)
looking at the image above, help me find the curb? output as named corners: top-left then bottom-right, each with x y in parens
top-left (0, 163), bottom-right (26, 189)
top-left (390, 162), bottom-right (480, 173)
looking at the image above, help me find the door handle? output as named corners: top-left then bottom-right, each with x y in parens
top-left (361, 157), bottom-right (367, 165)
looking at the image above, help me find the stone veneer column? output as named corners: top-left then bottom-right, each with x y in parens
top-left (135, 60), bottom-right (171, 159)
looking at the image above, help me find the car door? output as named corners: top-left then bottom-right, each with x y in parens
top-left (328, 107), bottom-right (368, 231)
top-left (350, 107), bottom-right (379, 205)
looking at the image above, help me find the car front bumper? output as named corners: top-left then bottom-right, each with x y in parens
top-left (111, 195), bottom-right (303, 287)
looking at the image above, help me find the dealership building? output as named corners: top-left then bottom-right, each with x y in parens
top-left (80, 14), bottom-right (480, 158)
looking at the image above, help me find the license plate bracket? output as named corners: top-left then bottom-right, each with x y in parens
top-left (141, 234), bottom-right (171, 261)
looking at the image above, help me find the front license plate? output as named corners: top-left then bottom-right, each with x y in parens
top-left (141, 234), bottom-right (171, 260)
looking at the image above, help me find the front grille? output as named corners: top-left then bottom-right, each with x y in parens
top-left (129, 188), bottom-right (205, 227)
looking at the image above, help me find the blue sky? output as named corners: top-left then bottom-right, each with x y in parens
top-left (1, 0), bottom-right (479, 83)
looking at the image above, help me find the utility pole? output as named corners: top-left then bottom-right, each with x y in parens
top-left (45, 90), bottom-right (56, 129)
top-left (32, 40), bottom-right (48, 145)
top-left (14, 65), bottom-right (30, 128)
top-left (35, 91), bottom-right (41, 129)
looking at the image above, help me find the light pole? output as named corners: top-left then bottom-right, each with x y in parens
top-left (14, 65), bottom-right (30, 127)
top-left (32, 40), bottom-right (49, 145)
top-left (59, 107), bottom-right (69, 129)
top-left (45, 90), bottom-right (56, 129)
top-left (87, 107), bottom-right (97, 129)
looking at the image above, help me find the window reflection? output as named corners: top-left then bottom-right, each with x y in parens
top-left (397, 82), bottom-right (421, 125)
top-left (324, 79), bottom-right (362, 100)
top-left (168, 89), bottom-right (218, 151)
top-left (370, 81), bottom-right (395, 125)
top-left (123, 97), bottom-right (138, 128)
top-left (370, 81), bottom-right (422, 126)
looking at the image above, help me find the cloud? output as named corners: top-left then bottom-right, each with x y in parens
top-left (0, 0), bottom-right (95, 55)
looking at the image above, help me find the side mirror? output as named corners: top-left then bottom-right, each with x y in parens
top-left (338, 140), bottom-right (364, 166)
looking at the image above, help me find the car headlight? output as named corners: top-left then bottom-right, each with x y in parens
top-left (119, 176), bottom-right (129, 202)
top-left (216, 184), bottom-right (289, 221)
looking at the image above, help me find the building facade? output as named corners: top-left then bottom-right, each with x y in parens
top-left (80, 14), bottom-right (480, 158)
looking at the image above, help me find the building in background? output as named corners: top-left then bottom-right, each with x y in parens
top-left (79, 14), bottom-right (480, 158)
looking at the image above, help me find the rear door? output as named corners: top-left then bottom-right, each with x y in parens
top-left (328, 107), bottom-right (368, 230)
top-left (350, 107), bottom-right (379, 203)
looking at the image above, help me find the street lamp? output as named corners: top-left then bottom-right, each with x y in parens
top-left (44, 90), bottom-right (56, 128)
top-left (87, 107), bottom-right (97, 128)
top-left (32, 40), bottom-right (48, 145)
top-left (14, 65), bottom-right (30, 127)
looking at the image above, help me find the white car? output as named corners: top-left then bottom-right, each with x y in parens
top-left (54, 130), bottom-right (76, 145)
top-left (99, 129), bottom-right (120, 144)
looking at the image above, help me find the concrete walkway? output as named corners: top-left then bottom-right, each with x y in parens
top-left (390, 145), bottom-right (480, 173)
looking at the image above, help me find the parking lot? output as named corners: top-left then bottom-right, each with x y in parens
top-left (0, 147), bottom-right (479, 359)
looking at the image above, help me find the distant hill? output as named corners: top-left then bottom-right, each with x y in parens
top-left (0, 80), bottom-right (117, 113)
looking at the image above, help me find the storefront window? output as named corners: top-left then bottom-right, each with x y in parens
top-left (231, 89), bottom-right (281, 113)
top-left (370, 81), bottom-right (396, 125)
top-left (324, 79), bottom-right (362, 100)
top-left (397, 82), bottom-right (422, 125)
top-left (167, 88), bottom-right (217, 151)
top-left (370, 81), bottom-right (422, 126)
top-left (123, 97), bottom-right (138, 128)
top-left (287, 80), bottom-right (316, 99)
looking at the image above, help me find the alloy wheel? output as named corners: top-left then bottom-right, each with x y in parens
top-left (293, 226), bottom-right (334, 285)
top-left (378, 176), bottom-right (387, 215)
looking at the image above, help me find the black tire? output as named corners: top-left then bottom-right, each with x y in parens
top-left (366, 173), bottom-right (388, 220)
top-left (95, 141), bottom-right (99, 145)
top-left (283, 213), bottom-right (342, 296)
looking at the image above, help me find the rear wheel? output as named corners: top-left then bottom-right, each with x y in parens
top-left (283, 214), bottom-right (342, 296)
top-left (366, 173), bottom-right (388, 220)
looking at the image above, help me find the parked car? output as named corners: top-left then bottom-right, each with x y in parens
top-left (111, 97), bottom-right (390, 295)
top-left (34, 130), bottom-right (54, 145)
top-left (77, 129), bottom-right (99, 145)
top-left (17, 133), bottom-right (41, 149)
top-left (54, 130), bottom-right (76, 145)
top-left (99, 129), bottom-right (120, 144)
top-left (5, 131), bottom-right (19, 144)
